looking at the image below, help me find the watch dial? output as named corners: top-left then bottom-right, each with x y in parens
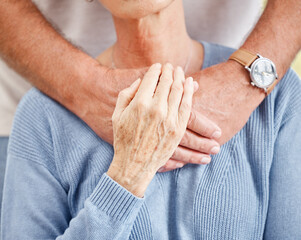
top-left (251, 59), bottom-right (276, 87)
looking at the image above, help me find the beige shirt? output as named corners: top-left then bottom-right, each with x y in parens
top-left (0, 0), bottom-right (261, 136)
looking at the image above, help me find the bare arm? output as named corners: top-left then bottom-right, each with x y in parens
top-left (0, 0), bottom-right (220, 170)
top-left (242, 0), bottom-right (301, 79)
top-left (186, 0), bottom-right (301, 146)
top-left (1, 0), bottom-right (300, 170)
top-left (0, 0), bottom-right (132, 143)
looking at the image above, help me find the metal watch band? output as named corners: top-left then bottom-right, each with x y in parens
top-left (229, 48), bottom-right (279, 95)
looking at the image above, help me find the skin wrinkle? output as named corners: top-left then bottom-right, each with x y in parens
top-left (1, 0), bottom-right (300, 162)
top-left (1, 0), bottom-right (299, 175)
top-left (103, 0), bottom-right (199, 72)
top-left (107, 64), bottom-right (194, 197)
top-left (98, 0), bottom-right (221, 170)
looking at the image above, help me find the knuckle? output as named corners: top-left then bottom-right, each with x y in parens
top-left (187, 152), bottom-right (198, 164)
top-left (202, 124), bottom-right (210, 136)
top-left (181, 102), bottom-right (191, 112)
top-left (172, 83), bottom-right (183, 93)
top-left (166, 119), bottom-right (179, 137)
top-left (201, 116), bottom-right (216, 136)
top-left (135, 100), bottom-right (148, 111)
top-left (150, 106), bottom-right (165, 119)
top-left (166, 117), bottom-right (175, 128)
top-left (180, 131), bottom-right (190, 145)
top-left (160, 75), bottom-right (172, 84)
top-left (188, 110), bottom-right (196, 127)
top-left (118, 89), bottom-right (128, 99)
top-left (148, 72), bottom-right (160, 80)
top-left (197, 141), bottom-right (208, 153)
top-left (176, 149), bottom-right (198, 164)
top-left (168, 128), bottom-right (177, 138)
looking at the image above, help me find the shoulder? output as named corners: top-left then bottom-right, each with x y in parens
top-left (8, 88), bottom-right (60, 178)
top-left (9, 88), bottom-right (59, 156)
top-left (9, 88), bottom-right (112, 184)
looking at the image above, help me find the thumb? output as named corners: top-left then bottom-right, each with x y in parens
top-left (114, 78), bottom-right (141, 115)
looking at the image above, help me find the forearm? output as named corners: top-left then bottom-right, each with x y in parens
top-left (242, 0), bottom-right (301, 78)
top-left (2, 155), bottom-right (143, 239)
top-left (215, 0), bottom-right (301, 140)
top-left (0, 1), bottom-right (115, 130)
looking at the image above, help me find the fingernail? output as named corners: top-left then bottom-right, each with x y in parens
top-left (212, 130), bottom-right (222, 139)
top-left (158, 167), bottom-right (165, 172)
top-left (176, 163), bottom-right (184, 168)
top-left (210, 146), bottom-right (220, 155)
top-left (201, 157), bottom-right (211, 164)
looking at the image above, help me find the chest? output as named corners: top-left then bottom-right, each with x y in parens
top-left (65, 105), bottom-right (275, 239)
top-left (147, 134), bottom-right (273, 240)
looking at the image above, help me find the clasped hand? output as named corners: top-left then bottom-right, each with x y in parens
top-left (108, 63), bottom-right (201, 197)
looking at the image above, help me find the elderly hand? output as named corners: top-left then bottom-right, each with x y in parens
top-left (80, 64), bottom-right (221, 173)
top-left (107, 63), bottom-right (197, 197)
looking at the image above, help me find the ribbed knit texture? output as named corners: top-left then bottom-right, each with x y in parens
top-left (2, 42), bottom-right (301, 240)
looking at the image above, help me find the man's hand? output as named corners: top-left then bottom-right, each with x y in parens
top-left (70, 64), bottom-right (222, 172)
top-left (190, 60), bottom-right (265, 144)
top-left (71, 66), bottom-right (146, 145)
top-left (158, 60), bottom-right (265, 172)
top-left (2, 0), bottom-right (300, 173)
top-left (73, 59), bottom-right (264, 173)
top-left (0, 0), bottom-right (221, 172)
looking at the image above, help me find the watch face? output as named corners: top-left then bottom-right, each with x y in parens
top-left (250, 58), bottom-right (277, 88)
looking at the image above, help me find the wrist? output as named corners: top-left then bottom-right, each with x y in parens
top-left (107, 156), bottom-right (155, 198)
top-left (239, 44), bottom-right (287, 79)
top-left (226, 59), bottom-right (265, 109)
top-left (60, 55), bottom-right (107, 109)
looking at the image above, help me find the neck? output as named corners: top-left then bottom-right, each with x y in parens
top-left (107, 0), bottom-right (203, 73)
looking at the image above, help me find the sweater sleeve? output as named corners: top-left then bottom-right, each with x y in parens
top-left (264, 113), bottom-right (301, 239)
top-left (1, 89), bottom-right (144, 239)
top-left (1, 155), bottom-right (144, 239)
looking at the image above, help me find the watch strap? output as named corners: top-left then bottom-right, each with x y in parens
top-left (266, 78), bottom-right (279, 95)
top-left (229, 48), bottom-right (279, 95)
top-left (229, 48), bottom-right (258, 67)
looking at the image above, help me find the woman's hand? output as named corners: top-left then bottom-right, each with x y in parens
top-left (107, 63), bottom-right (196, 197)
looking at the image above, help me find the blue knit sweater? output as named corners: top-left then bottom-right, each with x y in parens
top-left (2, 43), bottom-right (301, 240)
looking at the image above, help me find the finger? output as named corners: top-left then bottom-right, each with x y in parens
top-left (193, 81), bottom-right (199, 93)
top-left (168, 66), bottom-right (185, 117)
top-left (135, 63), bottom-right (162, 100)
top-left (187, 110), bottom-right (222, 140)
top-left (158, 159), bottom-right (186, 172)
top-left (178, 77), bottom-right (194, 127)
top-left (180, 129), bottom-right (220, 155)
top-left (154, 63), bottom-right (174, 102)
top-left (114, 78), bottom-right (141, 116)
top-left (171, 145), bottom-right (211, 165)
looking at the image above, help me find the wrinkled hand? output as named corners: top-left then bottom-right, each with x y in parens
top-left (76, 63), bottom-right (221, 172)
top-left (107, 63), bottom-right (196, 197)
